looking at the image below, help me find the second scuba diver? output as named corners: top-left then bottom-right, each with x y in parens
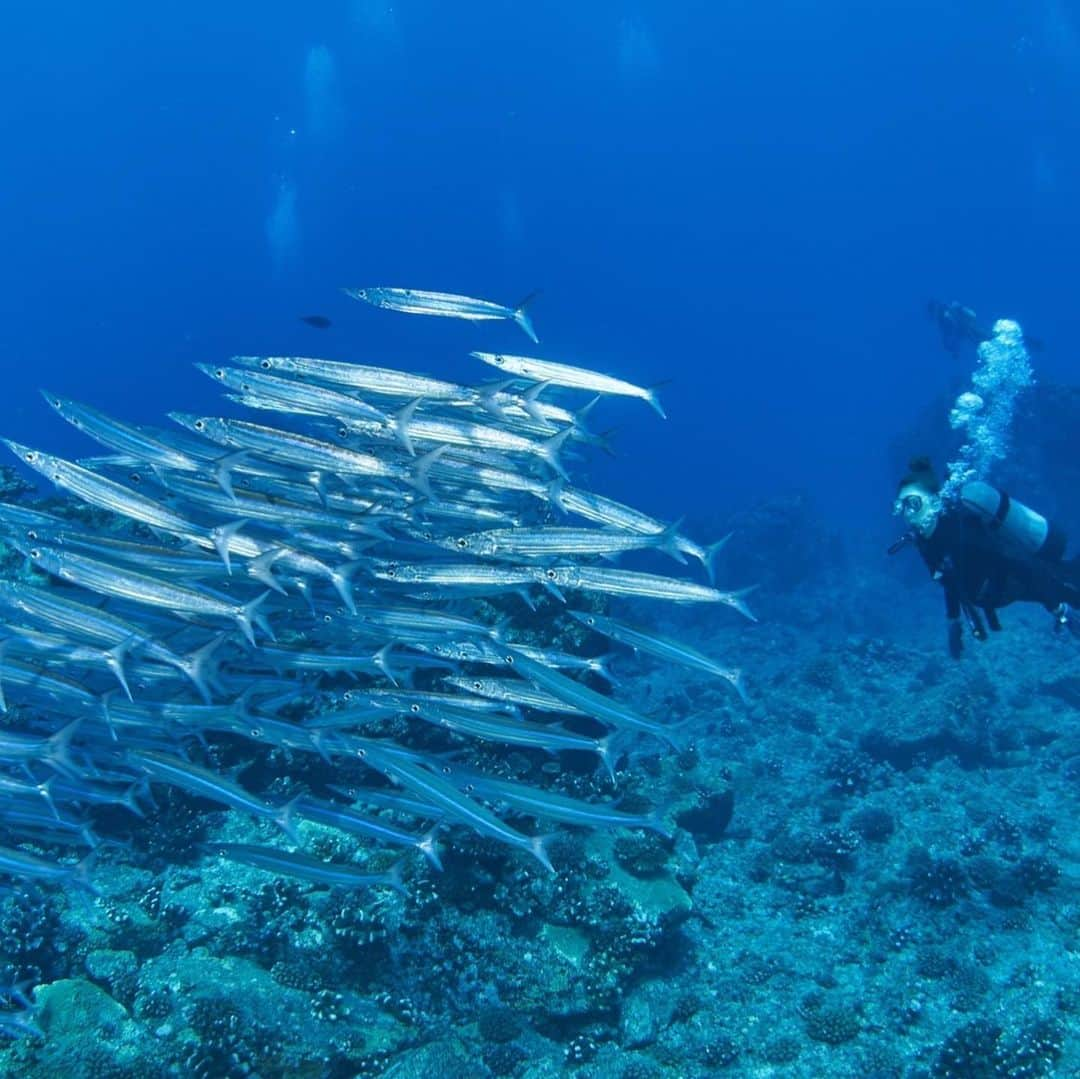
top-left (893, 456), bottom-right (1080, 657)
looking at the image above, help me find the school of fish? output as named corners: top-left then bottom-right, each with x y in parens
top-left (0, 286), bottom-right (752, 920)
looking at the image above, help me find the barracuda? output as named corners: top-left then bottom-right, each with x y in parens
top-left (23, 544), bottom-right (272, 646)
top-left (471, 350), bottom-right (662, 415)
top-left (568, 609), bottom-right (748, 702)
top-left (348, 286), bottom-right (539, 342)
top-left (538, 564), bottom-right (758, 617)
top-left (196, 364), bottom-right (389, 424)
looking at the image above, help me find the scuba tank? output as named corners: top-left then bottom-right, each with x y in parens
top-left (959, 481), bottom-right (1068, 561)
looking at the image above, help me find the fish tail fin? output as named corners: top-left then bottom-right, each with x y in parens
top-left (476, 379), bottom-right (515, 420)
top-left (276, 794), bottom-right (305, 846)
top-left (235, 591), bottom-right (273, 647)
top-left (393, 399), bottom-right (423, 456)
top-left (181, 633), bottom-right (229, 704)
top-left (702, 532), bottom-right (733, 584)
top-left (373, 643), bottom-right (399, 687)
top-left (530, 833), bottom-right (556, 874)
top-left (329, 560), bottom-right (365, 614)
top-left (655, 519), bottom-right (688, 564)
top-left (212, 450), bottom-right (248, 501)
top-left (47, 718), bottom-right (83, 776)
top-left (645, 380), bottom-right (670, 419)
top-left (409, 445), bottom-right (448, 498)
top-left (521, 380), bottom-right (552, 421)
top-left (547, 478), bottom-right (567, 514)
top-left (726, 667), bottom-right (750, 707)
top-left (70, 851), bottom-right (101, 896)
top-left (724, 585), bottom-right (759, 623)
top-left (248, 548), bottom-right (289, 594)
top-left (590, 653), bottom-right (619, 686)
top-left (121, 782), bottom-right (147, 819)
top-left (648, 807), bottom-right (674, 840)
top-left (211, 519), bottom-right (249, 574)
top-left (384, 860), bottom-right (409, 897)
top-left (538, 429), bottom-right (572, 480)
top-left (597, 734), bottom-right (619, 784)
top-left (418, 827), bottom-right (443, 872)
top-left (513, 290), bottom-right (541, 343)
top-left (104, 638), bottom-right (135, 702)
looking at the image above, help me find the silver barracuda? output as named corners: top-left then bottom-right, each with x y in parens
top-left (442, 675), bottom-right (586, 716)
top-left (206, 843), bottom-right (405, 893)
top-left (168, 414), bottom-right (413, 485)
top-left (3, 441), bottom-right (205, 545)
top-left (0, 846), bottom-right (96, 893)
top-left (437, 762), bottom-right (670, 836)
top-left (471, 351), bottom-right (663, 415)
top-left (539, 564), bottom-right (758, 618)
top-left (354, 742), bottom-right (553, 872)
top-left (295, 797), bottom-right (442, 870)
top-left (406, 701), bottom-right (615, 777)
top-left (41, 392), bottom-right (204, 474)
top-left (501, 646), bottom-right (678, 747)
top-left (347, 287), bottom-right (539, 342)
top-left (231, 354), bottom-right (478, 403)
top-left (130, 750), bottom-right (301, 841)
top-left (552, 483), bottom-right (730, 580)
top-left (568, 609), bottom-right (748, 703)
top-left (447, 524), bottom-right (683, 562)
top-left (195, 364), bottom-right (389, 425)
top-left (23, 544), bottom-right (272, 646)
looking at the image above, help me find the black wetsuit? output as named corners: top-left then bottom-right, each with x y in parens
top-left (927, 300), bottom-right (991, 358)
top-left (916, 508), bottom-right (1080, 639)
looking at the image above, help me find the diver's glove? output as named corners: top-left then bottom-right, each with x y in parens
top-left (947, 617), bottom-right (964, 659)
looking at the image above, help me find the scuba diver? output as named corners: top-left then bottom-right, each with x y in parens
top-left (927, 300), bottom-right (992, 358)
top-left (928, 300), bottom-right (1044, 359)
top-left (892, 456), bottom-right (1080, 657)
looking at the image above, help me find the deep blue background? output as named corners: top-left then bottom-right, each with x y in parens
top-left (1, 1), bottom-right (1076, 533)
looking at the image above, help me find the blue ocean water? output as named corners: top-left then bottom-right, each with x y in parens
top-left (1, 3), bottom-right (1079, 1076)
top-left (2, 2), bottom-right (1076, 524)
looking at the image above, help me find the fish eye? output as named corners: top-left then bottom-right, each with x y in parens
top-left (52, 398), bottom-right (61, 408)
top-left (410, 704), bottom-right (420, 713)
top-left (194, 420), bottom-right (205, 431)
top-left (440, 765), bottom-right (451, 775)
top-left (472, 681), bottom-right (481, 690)
top-left (129, 472), bottom-right (142, 484)
top-left (30, 548), bottom-right (40, 559)
top-left (323, 614), bottom-right (332, 623)
top-left (52, 472), bottom-right (61, 482)
top-left (456, 538), bottom-right (467, 548)
top-left (250, 727), bottom-right (263, 738)
top-left (215, 369), bottom-right (225, 379)
top-left (356, 748), bottom-right (366, 759)
top-left (464, 783), bottom-right (475, 794)
top-left (260, 360), bottom-right (271, 370)
top-left (386, 568), bottom-right (396, 578)
top-left (342, 690), bottom-right (353, 701)
top-left (241, 382), bottom-right (251, 393)
top-left (494, 356), bottom-right (505, 366)
top-left (504, 655), bottom-right (514, 665)
top-left (545, 569), bottom-right (556, 579)
top-left (26, 529), bottom-right (37, 540)
top-left (23, 452), bottom-right (34, 462)
top-left (337, 428), bottom-right (348, 439)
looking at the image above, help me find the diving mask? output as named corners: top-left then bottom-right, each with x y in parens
top-left (893, 484), bottom-right (941, 537)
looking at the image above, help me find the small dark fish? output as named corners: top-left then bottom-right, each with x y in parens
top-left (300, 315), bottom-right (332, 329)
